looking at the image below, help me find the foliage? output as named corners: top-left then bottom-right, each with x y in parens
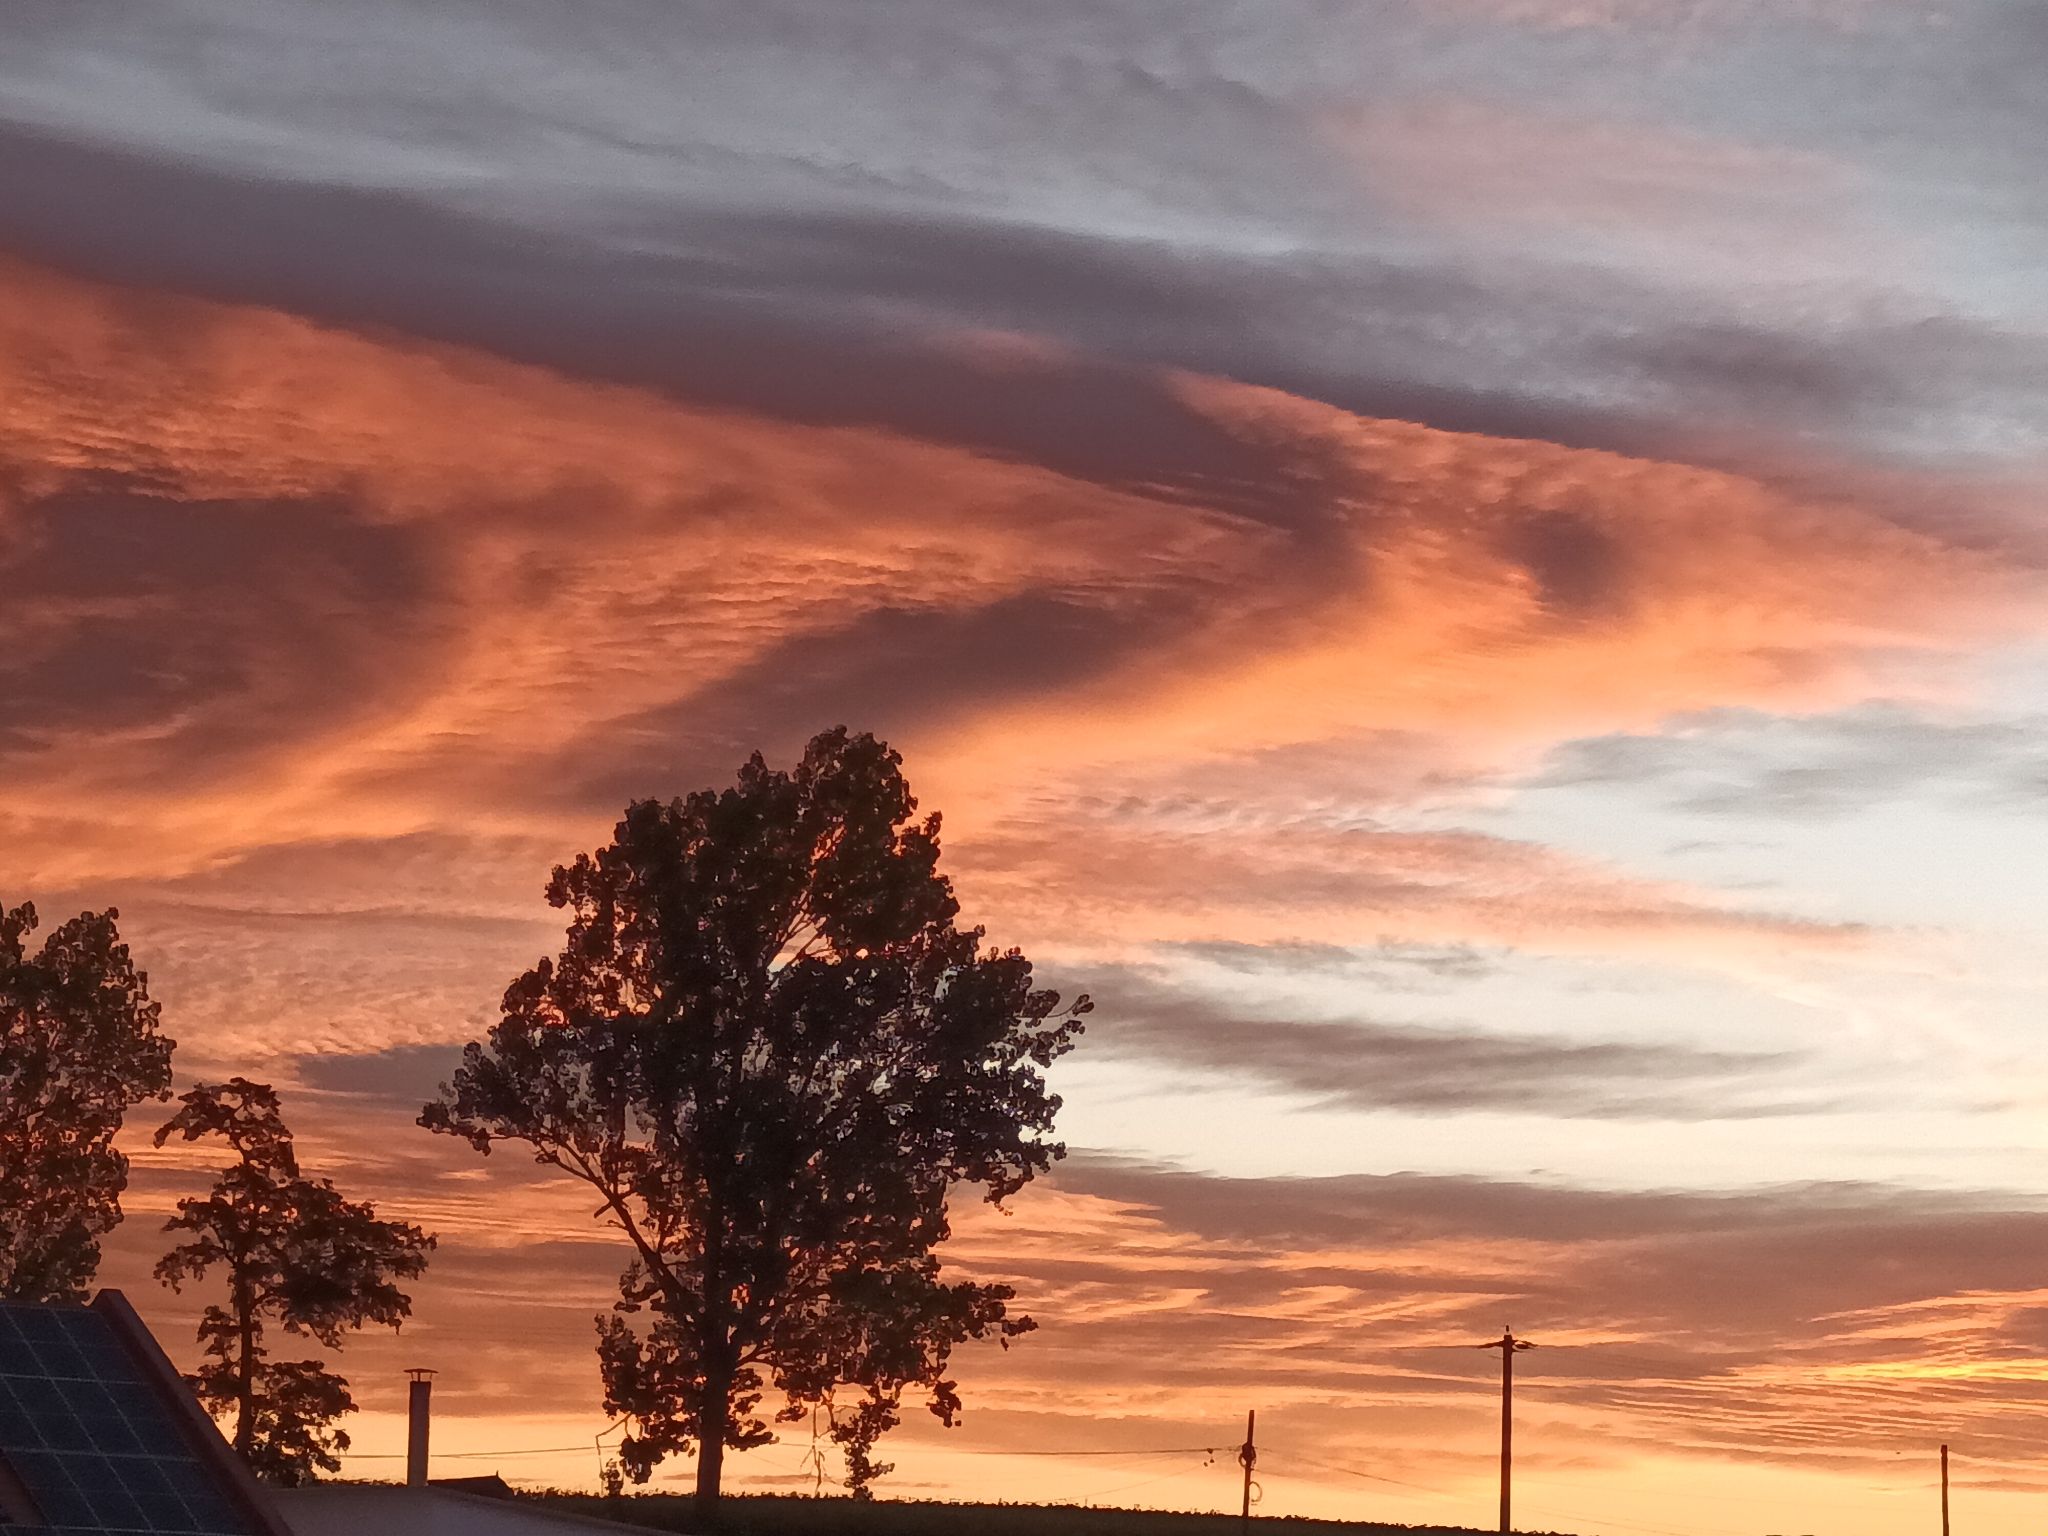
top-left (155, 1079), bottom-right (435, 1485)
top-left (423, 728), bottom-right (1088, 1511)
top-left (0, 902), bottom-right (175, 1302)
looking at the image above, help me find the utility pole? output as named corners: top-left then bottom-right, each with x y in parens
top-left (1941, 1443), bottom-right (1950, 1536)
top-left (1478, 1330), bottom-right (1535, 1534)
top-left (1238, 1409), bottom-right (1257, 1528)
top-left (806, 1407), bottom-right (825, 1498)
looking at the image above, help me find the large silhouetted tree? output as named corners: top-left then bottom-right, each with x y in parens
top-left (422, 728), bottom-right (1088, 1516)
top-left (0, 902), bottom-right (175, 1302)
top-left (156, 1079), bottom-right (435, 1485)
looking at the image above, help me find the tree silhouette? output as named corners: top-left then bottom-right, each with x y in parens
top-left (423, 728), bottom-right (1087, 1516)
top-left (0, 902), bottom-right (175, 1302)
top-left (155, 1079), bottom-right (435, 1485)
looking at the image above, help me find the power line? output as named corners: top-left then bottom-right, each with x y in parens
top-left (996, 1445), bottom-right (1223, 1458)
top-left (342, 1440), bottom-right (1220, 1464)
top-left (1271, 1448), bottom-right (1751, 1536)
top-left (1518, 1469), bottom-right (1927, 1509)
top-left (1262, 1450), bottom-right (1461, 1499)
top-left (1520, 1499), bottom-right (1750, 1536)
top-left (1080, 1464), bottom-right (1216, 1504)
top-left (1265, 1444), bottom-right (1767, 1536)
top-left (329, 1407), bottom-right (1929, 1536)
top-left (341, 1444), bottom-right (600, 1460)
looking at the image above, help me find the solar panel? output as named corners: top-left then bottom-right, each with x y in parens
top-left (0, 1301), bottom-right (265, 1536)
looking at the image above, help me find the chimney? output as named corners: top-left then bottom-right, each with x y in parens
top-left (406, 1369), bottom-right (435, 1488)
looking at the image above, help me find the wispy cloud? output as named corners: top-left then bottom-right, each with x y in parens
top-left (1073, 967), bottom-right (1819, 1120)
top-left (5, 255), bottom-right (2034, 1123)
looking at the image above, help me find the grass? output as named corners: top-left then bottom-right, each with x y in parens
top-left (526, 1492), bottom-right (1555, 1536)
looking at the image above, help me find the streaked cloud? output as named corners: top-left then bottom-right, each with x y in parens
top-left (1071, 968), bottom-right (1819, 1120)
top-left (8, 0), bottom-right (2048, 1524)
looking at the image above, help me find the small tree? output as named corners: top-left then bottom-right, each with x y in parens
top-left (155, 1079), bottom-right (435, 1485)
top-left (0, 902), bottom-right (175, 1302)
top-left (423, 728), bottom-right (1087, 1517)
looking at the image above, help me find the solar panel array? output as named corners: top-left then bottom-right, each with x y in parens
top-left (0, 1302), bottom-right (263, 1535)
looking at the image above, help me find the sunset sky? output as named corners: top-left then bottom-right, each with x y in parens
top-left (7, 3), bottom-right (2048, 1533)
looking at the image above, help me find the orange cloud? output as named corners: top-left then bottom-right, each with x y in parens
top-left (3, 254), bottom-right (2033, 1006)
top-left (98, 1148), bottom-right (2048, 1522)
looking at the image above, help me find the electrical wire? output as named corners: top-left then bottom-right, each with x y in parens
top-left (994, 1445), bottom-right (1223, 1458)
top-left (1260, 1449), bottom-right (1462, 1500)
top-left (341, 1438), bottom-right (1217, 1464)
top-left (332, 1418), bottom-right (1908, 1536)
top-left (1519, 1500), bottom-right (1750, 1536)
top-left (1079, 1464), bottom-right (1215, 1504)
top-left (1269, 1449), bottom-right (1750, 1536)
top-left (340, 1444), bottom-right (601, 1460)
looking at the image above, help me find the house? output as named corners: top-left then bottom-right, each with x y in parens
top-left (0, 1291), bottom-right (675, 1536)
top-left (0, 1289), bottom-right (293, 1535)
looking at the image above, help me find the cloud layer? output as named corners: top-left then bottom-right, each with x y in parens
top-left (8, 1), bottom-right (2048, 1525)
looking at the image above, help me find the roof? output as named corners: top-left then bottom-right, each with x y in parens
top-left (267, 1486), bottom-right (684, 1536)
top-left (0, 1289), bottom-right (292, 1536)
top-left (426, 1475), bottom-right (516, 1500)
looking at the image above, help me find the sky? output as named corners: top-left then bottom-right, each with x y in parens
top-left (4, 2), bottom-right (2048, 1531)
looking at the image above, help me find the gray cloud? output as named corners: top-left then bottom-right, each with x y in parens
top-left (1060, 1153), bottom-right (1993, 1263)
top-left (1078, 969), bottom-right (1816, 1121)
top-left (1161, 940), bottom-right (1500, 986)
top-left (289, 948), bottom-right (1785, 1129)
top-left (296, 1042), bottom-right (467, 1112)
top-left (1531, 705), bottom-right (2048, 819)
top-left (0, 478), bottom-right (449, 774)
top-left (1, 40), bottom-right (2044, 511)
top-left (1056, 1155), bottom-right (2048, 1365)
top-left (557, 590), bottom-right (1242, 813)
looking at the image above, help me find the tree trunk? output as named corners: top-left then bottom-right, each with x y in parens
top-left (234, 1284), bottom-right (256, 1458)
top-left (693, 1359), bottom-right (731, 1524)
top-left (697, 1171), bottom-right (731, 1525)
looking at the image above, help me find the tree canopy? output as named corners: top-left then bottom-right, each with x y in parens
top-left (423, 727), bottom-right (1087, 1512)
top-left (156, 1079), bottom-right (435, 1485)
top-left (0, 902), bottom-right (175, 1303)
